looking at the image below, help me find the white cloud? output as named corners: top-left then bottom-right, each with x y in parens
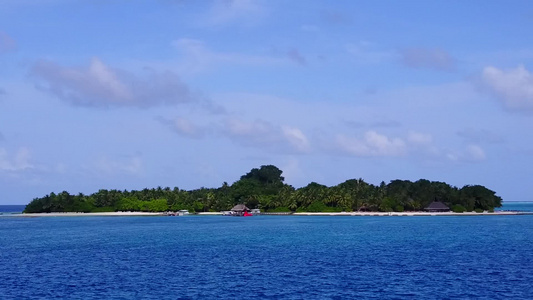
top-left (0, 147), bottom-right (34, 172)
top-left (282, 126), bottom-right (310, 153)
top-left (213, 88), bottom-right (496, 165)
top-left (400, 48), bottom-right (455, 71)
top-left (88, 58), bottom-right (132, 100)
top-left (172, 117), bottom-right (205, 138)
top-left (224, 118), bottom-right (270, 137)
top-left (174, 118), bottom-right (198, 135)
top-left (466, 145), bottom-right (486, 161)
top-left (405, 131), bottom-right (441, 158)
top-left (162, 111), bottom-right (310, 153)
top-left (407, 131), bottom-right (433, 146)
top-left (31, 58), bottom-right (195, 108)
top-left (481, 65), bottom-right (533, 111)
top-left (335, 131), bottom-right (406, 157)
top-left (219, 118), bottom-right (310, 153)
top-left (447, 144), bottom-right (486, 162)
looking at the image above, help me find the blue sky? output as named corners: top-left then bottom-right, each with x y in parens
top-left (1, 0), bottom-right (533, 204)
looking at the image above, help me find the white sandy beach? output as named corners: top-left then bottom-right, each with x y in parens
top-left (18, 212), bottom-right (165, 217)
top-left (6, 210), bottom-right (530, 217)
top-left (292, 211), bottom-right (528, 216)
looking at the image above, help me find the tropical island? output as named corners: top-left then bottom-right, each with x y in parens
top-left (23, 165), bottom-right (502, 214)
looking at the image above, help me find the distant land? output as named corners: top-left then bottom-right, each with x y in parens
top-left (24, 165), bottom-right (502, 214)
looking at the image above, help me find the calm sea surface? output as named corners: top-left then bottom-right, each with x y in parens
top-left (1, 203), bottom-right (533, 299)
top-left (0, 205), bottom-right (26, 214)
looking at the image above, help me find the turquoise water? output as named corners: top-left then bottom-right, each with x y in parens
top-left (1, 207), bottom-right (533, 299)
top-left (498, 202), bottom-right (533, 212)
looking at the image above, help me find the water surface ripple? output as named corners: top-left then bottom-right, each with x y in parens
top-left (1, 215), bottom-right (532, 299)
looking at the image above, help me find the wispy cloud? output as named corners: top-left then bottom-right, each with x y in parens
top-left (159, 116), bottom-right (207, 139)
top-left (345, 120), bottom-right (402, 129)
top-left (281, 126), bottom-right (310, 153)
top-left (457, 128), bottom-right (505, 144)
top-left (91, 155), bottom-right (143, 176)
top-left (31, 58), bottom-right (195, 108)
top-left (300, 24), bottom-right (319, 33)
top-left (287, 49), bottom-right (306, 66)
top-left (202, 0), bottom-right (267, 27)
top-left (220, 118), bottom-right (309, 152)
top-left (0, 147), bottom-right (34, 172)
top-left (321, 10), bottom-right (350, 25)
top-left (481, 65), bottom-right (533, 111)
top-left (163, 115), bottom-right (311, 154)
top-left (173, 38), bottom-right (283, 73)
top-left (346, 41), bottom-right (395, 64)
top-left (400, 47), bottom-right (455, 71)
top-left (0, 31), bottom-right (16, 54)
top-left (333, 131), bottom-right (407, 157)
top-left (209, 88), bottom-right (491, 162)
top-left (446, 144), bottom-right (486, 162)
top-left (407, 131), bottom-right (433, 146)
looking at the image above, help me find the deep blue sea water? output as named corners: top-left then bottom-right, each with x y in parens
top-left (0, 205), bottom-right (25, 214)
top-left (1, 204), bottom-right (533, 299)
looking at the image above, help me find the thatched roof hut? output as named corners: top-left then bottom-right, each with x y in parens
top-left (231, 204), bottom-right (250, 212)
top-left (424, 201), bottom-right (450, 212)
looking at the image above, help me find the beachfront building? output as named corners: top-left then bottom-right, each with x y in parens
top-left (424, 201), bottom-right (450, 212)
top-left (231, 204), bottom-right (250, 216)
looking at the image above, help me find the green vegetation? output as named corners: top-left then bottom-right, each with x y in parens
top-left (23, 165), bottom-right (503, 213)
top-left (452, 204), bottom-right (467, 213)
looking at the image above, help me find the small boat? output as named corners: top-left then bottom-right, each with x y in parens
top-left (165, 210), bottom-right (190, 216)
top-left (177, 210), bottom-right (190, 216)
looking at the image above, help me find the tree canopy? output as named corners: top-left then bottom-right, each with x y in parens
top-left (23, 164), bottom-right (502, 213)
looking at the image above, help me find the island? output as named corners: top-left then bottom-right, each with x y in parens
top-left (23, 165), bottom-right (502, 214)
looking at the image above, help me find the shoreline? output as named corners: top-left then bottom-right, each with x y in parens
top-left (291, 211), bottom-right (533, 216)
top-left (12, 212), bottom-right (165, 217)
top-left (3, 210), bottom-right (532, 217)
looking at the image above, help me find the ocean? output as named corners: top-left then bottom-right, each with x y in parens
top-left (0, 205), bottom-right (26, 214)
top-left (1, 203), bottom-right (532, 299)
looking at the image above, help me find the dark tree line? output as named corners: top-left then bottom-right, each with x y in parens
top-left (24, 165), bottom-right (502, 213)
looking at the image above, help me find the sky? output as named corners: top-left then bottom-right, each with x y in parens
top-left (1, 0), bottom-right (533, 204)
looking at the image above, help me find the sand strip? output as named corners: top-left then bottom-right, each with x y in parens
top-left (291, 211), bottom-right (531, 216)
top-left (14, 212), bottom-right (165, 217)
top-left (5, 211), bottom-right (531, 217)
